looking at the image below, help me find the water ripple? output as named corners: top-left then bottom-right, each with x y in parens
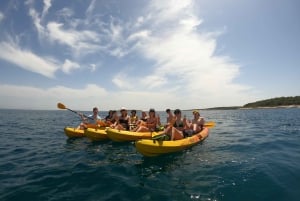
top-left (0, 109), bottom-right (300, 201)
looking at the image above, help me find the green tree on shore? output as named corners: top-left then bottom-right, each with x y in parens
top-left (243, 96), bottom-right (300, 108)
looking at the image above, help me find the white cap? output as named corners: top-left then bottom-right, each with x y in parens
top-left (120, 107), bottom-right (127, 111)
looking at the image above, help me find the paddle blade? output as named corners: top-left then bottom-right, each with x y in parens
top-left (204, 121), bottom-right (215, 128)
top-left (57, 102), bottom-right (66, 110)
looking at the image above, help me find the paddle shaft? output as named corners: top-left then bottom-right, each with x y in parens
top-left (66, 108), bottom-right (94, 120)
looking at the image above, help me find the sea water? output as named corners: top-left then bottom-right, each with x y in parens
top-left (0, 108), bottom-right (299, 201)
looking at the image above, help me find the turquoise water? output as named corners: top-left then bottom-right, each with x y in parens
top-left (0, 108), bottom-right (299, 201)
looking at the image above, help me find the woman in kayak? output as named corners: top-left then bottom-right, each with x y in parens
top-left (133, 108), bottom-right (158, 132)
top-left (128, 110), bottom-right (139, 130)
top-left (164, 109), bottom-right (190, 140)
top-left (111, 107), bottom-right (130, 130)
top-left (105, 110), bottom-right (118, 126)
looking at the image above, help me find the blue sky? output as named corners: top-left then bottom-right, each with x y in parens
top-left (0, 0), bottom-right (299, 110)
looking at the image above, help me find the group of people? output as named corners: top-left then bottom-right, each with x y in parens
top-left (78, 107), bottom-right (205, 141)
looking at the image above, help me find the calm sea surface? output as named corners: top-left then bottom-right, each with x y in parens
top-left (0, 108), bottom-right (299, 201)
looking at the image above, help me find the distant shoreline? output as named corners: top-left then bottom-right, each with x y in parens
top-left (202, 105), bottom-right (300, 110)
top-left (240, 105), bottom-right (300, 110)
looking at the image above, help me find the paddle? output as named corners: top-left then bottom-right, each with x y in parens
top-left (57, 102), bottom-right (108, 127)
top-left (204, 121), bottom-right (215, 128)
top-left (57, 102), bottom-right (94, 120)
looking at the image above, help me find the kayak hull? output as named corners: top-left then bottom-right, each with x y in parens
top-left (64, 127), bottom-right (85, 138)
top-left (85, 128), bottom-right (108, 141)
top-left (106, 128), bottom-right (164, 142)
top-left (135, 127), bottom-right (209, 157)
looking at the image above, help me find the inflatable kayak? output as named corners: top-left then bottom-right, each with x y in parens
top-left (106, 128), bottom-right (164, 142)
top-left (85, 128), bottom-right (108, 141)
top-left (64, 127), bottom-right (85, 138)
top-left (135, 127), bottom-right (209, 157)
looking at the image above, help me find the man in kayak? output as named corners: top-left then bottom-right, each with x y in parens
top-left (190, 109), bottom-right (205, 132)
top-left (181, 109), bottom-right (205, 137)
top-left (77, 107), bottom-right (102, 129)
top-left (165, 108), bottom-right (175, 128)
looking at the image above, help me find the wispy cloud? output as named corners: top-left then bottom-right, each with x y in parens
top-left (89, 64), bottom-right (97, 72)
top-left (0, 41), bottom-right (59, 78)
top-left (113, 0), bottom-right (254, 107)
top-left (0, 84), bottom-right (107, 110)
top-left (56, 7), bottom-right (74, 19)
top-left (86, 0), bottom-right (96, 16)
top-left (41, 0), bottom-right (52, 19)
top-left (28, 7), bottom-right (46, 38)
top-left (46, 22), bottom-right (101, 55)
top-left (0, 0), bottom-right (258, 109)
top-left (62, 59), bottom-right (80, 74)
top-left (112, 72), bottom-right (133, 90)
top-left (0, 12), bottom-right (4, 23)
top-left (0, 83), bottom-right (181, 110)
top-left (26, 0), bottom-right (102, 57)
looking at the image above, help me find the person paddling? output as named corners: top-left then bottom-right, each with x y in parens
top-left (77, 107), bottom-right (102, 129)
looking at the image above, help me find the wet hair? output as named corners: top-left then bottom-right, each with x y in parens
top-left (174, 109), bottom-right (181, 114)
top-left (149, 108), bottom-right (155, 113)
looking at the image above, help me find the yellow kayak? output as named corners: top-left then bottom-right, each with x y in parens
top-left (85, 128), bottom-right (108, 141)
top-left (64, 127), bottom-right (85, 138)
top-left (135, 127), bottom-right (209, 157)
top-left (106, 127), bottom-right (164, 142)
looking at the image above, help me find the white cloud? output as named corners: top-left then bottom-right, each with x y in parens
top-left (56, 7), bottom-right (74, 18)
top-left (26, 1), bottom-right (102, 57)
top-left (89, 64), bottom-right (97, 72)
top-left (128, 30), bottom-right (150, 42)
top-left (47, 22), bottom-right (101, 55)
top-left (0, 84), bottom-right (107, 110)
top-left (86, 0), bottom-right (96, 15)
top-left (62, 59), bottom-right (80, 74)
top-left (148, 0), bottom-right (193, 23)
top-left (0, 83), bottom-right (186, 111)
top-left (112, 72), bottom-right (133, 90)
top-left (0, 0), bottom-right (260, 109)
top-left (113, 0), bottom-right (255, 107)
top-left (0, 12), bottom-right (4, 22)
top-left (0, 41), bottom-right (59, 78)
top-left (28, 8), bottom-right (46, 38)
top-left (42, 0), bottom-right (52, 19)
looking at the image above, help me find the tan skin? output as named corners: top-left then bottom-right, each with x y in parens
top-left (129, 111), bottom-right (139, 124)
top-left (164, 111), bottom-right (188, 140)
top-left (134, 111), bottom-right (158, 132)
top-left (165, 109), bottom-right (174, 128)
top-left (77, 108), bottom-right (100, 129)
top-left (112, 110), bottom-right (130, 130)
top-left (108, 111), bottom-right (119, 127)
top-left (190, 112), bottom-right (205, 132)
top-left (129, 111), bottom-right (139, 130)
